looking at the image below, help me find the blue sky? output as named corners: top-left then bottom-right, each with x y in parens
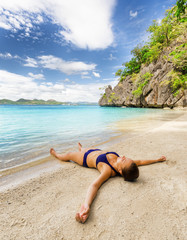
top-left (0, 0), bottom-right (176, 102)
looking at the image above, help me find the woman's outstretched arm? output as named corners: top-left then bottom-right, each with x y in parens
top-left (75, 171), bottom-right (110, 223)
top-left (134, 156), bottom-right (166, 166)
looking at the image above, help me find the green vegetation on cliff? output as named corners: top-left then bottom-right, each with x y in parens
top-left (132, 72), bottom-right (153, 97)
top-left (115, 0), bottom-right (187, 95)
top-left (108, 92), bottom-right (119, 103)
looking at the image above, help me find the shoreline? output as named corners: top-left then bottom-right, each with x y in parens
top-left (1, 109), bottom-right (187, 240)
top-left (0, 131), bottom-right (124, 179)
top-left (1, 107), bottom-right (185, 175)
top-left (0, 107), bottom-right (157, 177)
top-left (0, 108), bottom-right (186, 187)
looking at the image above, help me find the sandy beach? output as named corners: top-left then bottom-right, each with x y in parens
top-left (0, 109), bottom-right (187, 240)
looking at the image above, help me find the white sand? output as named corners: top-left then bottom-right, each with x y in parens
top-left (0, 110), bottom-right (187, 240)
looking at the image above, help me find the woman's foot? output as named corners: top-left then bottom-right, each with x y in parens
top-left (50, 148), bottom-right (58, 158)
top-left (78, 142), bottom-right (82, 151)
top-left (158, 156), bottom-right (166, 162)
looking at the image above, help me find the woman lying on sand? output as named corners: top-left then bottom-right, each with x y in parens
top-left (50, 143), bottom-right (166, 223)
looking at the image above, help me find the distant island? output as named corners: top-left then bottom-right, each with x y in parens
top-left (0, 98), bottom-right (98, 106)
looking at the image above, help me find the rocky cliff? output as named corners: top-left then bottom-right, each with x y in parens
top-left (99, 38), bottom-right (187, 108)
top-left (99, 2), bottom-right (187, 109)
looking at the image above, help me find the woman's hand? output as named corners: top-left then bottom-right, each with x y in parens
top-left (75, 204), bottom-right (90, 223)
top-left (159, 156), bottom-right (166, 162)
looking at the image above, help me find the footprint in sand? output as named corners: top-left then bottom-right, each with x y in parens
top-left (166, 160), bottom-right (177, 167)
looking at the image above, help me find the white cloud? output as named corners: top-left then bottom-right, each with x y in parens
top-left (28, 72), bottom-right (45, 80)
top-left (0, 70), bottom-right (39, 100)
top-left (24, 57), bottom-right (38, 67)
top-left (93, 72), bottom-right (100, 78)
top-left (81, 75), bottom-right (91, 79)
top-left (0, 0), bottom-right (116, 50)
top-left (130, 10), bottom-right (138, 18)
top-left (24, 55), bottom-right (96, 75)
top-left (38, 55), bottom-right (96, 75)
top-left (0, 52), bottom-right (12, 58)
top-left (81, 71), bottom-right (89, 75)
top-left (25, 32), bottom-right (30, 37)
top-left (8, 16), bottom-right (21, 29)
top-left (0, 52), bottom-right (97, 76)
top-left (81, 72), bottom-right (91, 79)
top-left (0, 8), bottom-right (43, 36)
top-left (108, 53), bottom-right (117, 60)
top-left (34, 15), bottom-right (43, 24)
top-left (0, 14), bottom-right (12, 30)
top-left (45, 82), bottom-right (53, 86)
top-left (101, 77), bottom-right (118, 88)
top-left (0, 69), bottom-right (117, 102)
top-left (103, 78), bottom-right (115, 81)
top-left (0, 52), bottom-right (19, 59)
top-left (57, 0), bottom-right (116, 49)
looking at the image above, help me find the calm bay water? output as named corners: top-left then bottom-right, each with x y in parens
top-left (0, 105), bottom-right (162, 170)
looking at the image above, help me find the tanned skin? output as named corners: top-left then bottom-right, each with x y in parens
top-left (50, 143), bottom-right (166, 223)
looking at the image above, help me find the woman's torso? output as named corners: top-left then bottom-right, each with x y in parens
top-left (85, 149), bottom-right (118, 177)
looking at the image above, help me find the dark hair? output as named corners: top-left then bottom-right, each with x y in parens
top-left (122, 162), bottom-right (139, 181)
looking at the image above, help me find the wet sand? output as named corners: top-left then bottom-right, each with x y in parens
top-left (0, 109), bottom-right (187, 240)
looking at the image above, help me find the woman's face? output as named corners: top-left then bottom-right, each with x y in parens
top-left (117, 156), bottom-right (133, 172)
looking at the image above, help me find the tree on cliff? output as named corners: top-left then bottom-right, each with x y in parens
top-left (115, 0), bottom-right (186, 83)
top-left (100, 1), bottom-right (186, 108)
top-left (175, 0), bottom-right (187, 20)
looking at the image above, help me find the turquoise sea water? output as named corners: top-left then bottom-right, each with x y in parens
top-left (0, 105), bottom-right (162, 170)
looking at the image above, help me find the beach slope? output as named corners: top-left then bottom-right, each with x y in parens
top-left (0, 111), bottom-right (187, 240)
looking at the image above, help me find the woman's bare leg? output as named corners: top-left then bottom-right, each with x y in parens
top-left (78, 142), bottom-right (90, 153)
top-left (50, 148), bottom-right (68, 161)
top-left (78, 142), bottom-right (82, 151)
top-left (50, 148), bottom-right (84, 165)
